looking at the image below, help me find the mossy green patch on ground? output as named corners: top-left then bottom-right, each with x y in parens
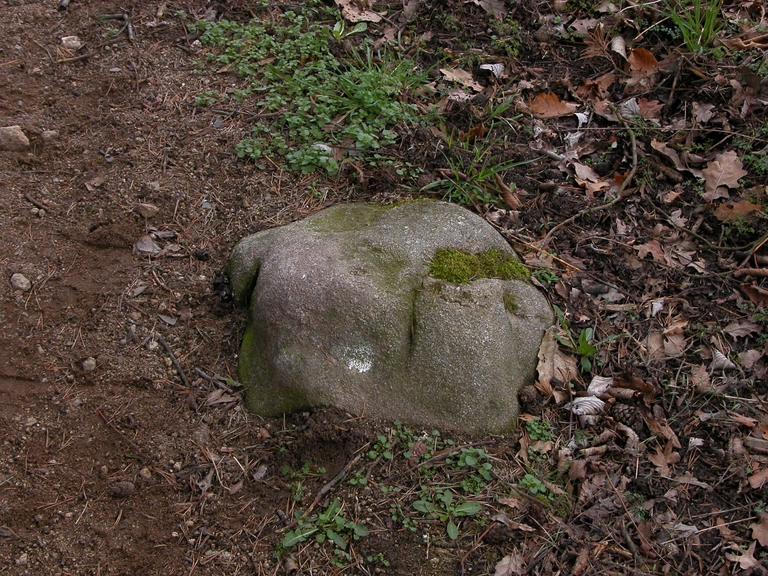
top-left (428, 248), bottom-right (530, 284)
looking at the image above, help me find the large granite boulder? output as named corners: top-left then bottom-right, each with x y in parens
top-left (230, 201), bottom-right (553, 433)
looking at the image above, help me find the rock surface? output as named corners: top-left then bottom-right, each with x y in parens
top-left (0, 125), bottom-right (30, 151)
top-left (10, 273), bottom-right (31, 291)
top-left (230, 201), bottom-right (553, 433)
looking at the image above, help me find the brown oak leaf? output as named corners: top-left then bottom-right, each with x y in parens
top-left (530, 92), bottom-right (579, 118)
top-left (702, 150), bottom-right (748, 201)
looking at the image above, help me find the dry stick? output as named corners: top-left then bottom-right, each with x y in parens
top-left (303, 451), bottom-right (365, 517)
top-left (734, 268), bottom-right (768, 278)
top-left (383, 440), bottom-right (495, 483)
top-left (460, 521), bottom-right (497, 572)
top-left (193, 367), bottom-right (234, 392)
top-left (24, 193), bottom-right (47, 211)
top-left (538, 103), bottom-right (638, 250)
top-left (58, 35), bottom-right (125, 63)
top-left (157, 336), bottom-right (191, 388)
top-left (645, 194), bottom-right (768, 253)
top-left (95, 407), bottom-right (147, 460)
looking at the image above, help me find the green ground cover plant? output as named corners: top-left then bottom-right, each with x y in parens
top-left (192, 1), bottom-right (426, 174)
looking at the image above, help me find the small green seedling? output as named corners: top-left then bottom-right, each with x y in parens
top-left (524, 418), bottom-right (552, 442)
top-left (331, 20), bottom-right (367, 40)
top-left (281, 460), bottom-right (326, 479)
top-left (412, 488), bottom-right (482, 539)
top-left (282, 499), bottom-right (368, 550)
top-left (553, 305), bottom-right (624, 372)
top-left (368, 435), bottom-right (393, 460)
top-left (518, 473), bottom-right (552, 502)
top-left (348, 471), bottom-right (368, 486)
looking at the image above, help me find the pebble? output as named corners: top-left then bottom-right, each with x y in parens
top-left (136, 203), bottom-right (159, 218)
top-left (82, 357), bottom-right (97, 372)
top-left (0, 126), bottom-right (30, 152)
top-left (139, 467), bottom-right (152, 481)
top-left (15, 552), bottom-right (27, 566)
top-left (109, 481), bottom-right (135, 498)
top-left (60, 35), bottom-right (83, 50)
top-left (10, 273), bottom-right (32, 291)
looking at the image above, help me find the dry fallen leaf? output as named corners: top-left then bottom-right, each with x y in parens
top-left (610, 35), bottom-right (627, 59)
top-left (628, 47), bottom-right (658, 74)
top-left (530, 92), bottom-right (579, 118)
top-left (725, 541), bottom-right (761, 570)
top-left (648, 440), bottom-right (680, 476)
top-left (637, 98), bottom-right (664, 120)
top-left (713, 200), bottom-right (762, 222)
top-left (134, 235), bottom-right (161, 254)
top-left (440, 67), bottom-right (483, 91)
top-left (748, 469), bottom-right (768, 491)
top-left (495, 552), bottom-right (525, 576)
top-left (333, 0), bottom-right (382, 22)
top-left (711, 349), bottom-right (736, 371)
top-left (750, 513), bottom-right (768, 547)
top-left (636, 240), bottom-right (665, 262)
top-left (702, 150), bottom-right (748, 201)
top-left (650, 139), bottom-right (704, 178)
top-left (723, 321), bottom-right (762, 339)
top-left (470, 0), bottom-right (507, 19)
top-left (491, 512), bottom-right (535, 532)
top-left (568, 396), bottom-right (605, 416)
top-left (536, 327), bottom-right (579, 392)
top-left (692, 101), bottom-right (716, 123)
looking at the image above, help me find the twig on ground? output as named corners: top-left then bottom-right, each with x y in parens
top-left (24, 193), bottom-right (47, 211)
top-left (383, 440), bottom-right (494, 483)
top-left (157, 336), bottom-right (191, 388)
top-left (95, 407), bottom-right (147, 460)
top-left (460, 522), bottom-right (497, 573)
top-left (734, 268), bottom-right (768, 277)
top-left (303, 451), bottom-right (366, 517)
top-left (646, 195), bottom-right (768, 253)
top-left (538, 103), bottom-right (638, 249)
top-left (193, 367), bottom-right (234, 392)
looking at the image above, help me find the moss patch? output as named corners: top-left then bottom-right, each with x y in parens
top-left (429, 248), bottom-right (530, 284)
top-left (503, 291), bottom-right (518, 313)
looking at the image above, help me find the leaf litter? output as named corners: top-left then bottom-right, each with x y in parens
top-left (3, 0), bottom-right (768, 574)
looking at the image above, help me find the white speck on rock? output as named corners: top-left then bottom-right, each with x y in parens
top-left (345, 346), bottom-right (373, 373)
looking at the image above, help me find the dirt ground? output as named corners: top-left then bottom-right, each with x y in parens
top-left (2, 0), bottom-right (768, 575)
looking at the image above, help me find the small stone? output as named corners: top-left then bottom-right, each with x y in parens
top-left (25, 417), bottom-right (38, 427)
top-left (37, 209), bottom-right (46, 218)
top-left (10, 273), bottom-right (32, 291)
top-left (99, 465), bottom-right (109, 479)
top-left (15, 552), bottom-right (28, 566)
top-left (82, 357), bottom-right (97, 372)
top-left (61, 35), bottom-right (83, 50)
top-left (136, 203), bottom-right (159, 218)
top-left (30, 207), bottom-right (39, 215)
top-left (0, 126), bottom-right (30, 151)
top-left (41, 130), bottom-right (59, 141)
top-left (139, 467), bottom-right (152, 481)
top-left (109, 481), bottom-right (135, 498)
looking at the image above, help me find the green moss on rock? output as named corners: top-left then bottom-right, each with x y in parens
top-left (429, 248), bottom-right (530, 284)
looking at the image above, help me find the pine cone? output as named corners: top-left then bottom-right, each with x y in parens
top-left (611, 402), bottom-right (643, 432)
